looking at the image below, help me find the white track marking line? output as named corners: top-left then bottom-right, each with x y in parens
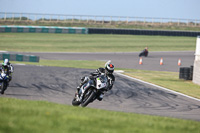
top-left (115, 71), bottom-right (200, 102)
top-left (15, 63), bottom-right (26, 65)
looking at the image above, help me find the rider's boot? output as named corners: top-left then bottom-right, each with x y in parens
top-left (75, 86), bottom-right (81, 97)
top-left (97, 93), bottom-right (104, 101)
top-left (76, 76), bottom-right (89, 94)
top-left (75, 83), bottom-right (83, 97)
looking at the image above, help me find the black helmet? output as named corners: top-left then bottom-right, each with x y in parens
top-left (105, 63), bottom-right (114, 74)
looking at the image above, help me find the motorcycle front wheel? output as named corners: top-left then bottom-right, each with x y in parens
top-left (0, 82), bottom-right (6, 94)
top-left (72, 98), bottom-right (81, 106)
top-left (72, 90), bottom-right (81, 106)
top-left (81, 89), bottom-right (96, 107)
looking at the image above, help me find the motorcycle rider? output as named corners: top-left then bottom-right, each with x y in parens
top-left (0, 59), bottom-right (14, 82)
top-left (76, 60), bottom-right (115, 101)
top-left (139, 47), bottom-right (148, 57)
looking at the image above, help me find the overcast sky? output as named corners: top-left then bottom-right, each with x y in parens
top-left (0, 0), bottom-right (199, 19)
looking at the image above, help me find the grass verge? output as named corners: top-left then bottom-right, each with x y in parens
top-left (0, 33), bottom-right (196, 52)
top-left (122, 69), bottom-right (200, 99)
top-left (0, 97), bottom-right (200, 133)
top-left (12, 60), bottom-right (105, 70)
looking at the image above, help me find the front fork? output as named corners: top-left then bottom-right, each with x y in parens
top-left (77, 80), bottom-right (95, 102)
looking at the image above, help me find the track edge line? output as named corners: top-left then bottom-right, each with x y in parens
top-left (115, 71), bottom-right (200, 102)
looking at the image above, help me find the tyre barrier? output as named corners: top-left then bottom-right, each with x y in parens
top-left (1, 25), bottom-right (200, 37)
top-left (0, 53), bottom-right (39, 62)
top-left (88, 28), bottom-right (200, 37)
top-left (179, 66), bottom-right (193, 80)
top-left (0, 25), bottom-right (88, 34)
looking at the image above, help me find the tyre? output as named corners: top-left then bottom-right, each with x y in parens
top-left (0, 82), bottom-right (5, 95)
top-left (0, 88), bottom-right (3, 94)
top-left (81, 89), bottom-right (96, 107)
top-left (72, 98), bottom-right (81, 106)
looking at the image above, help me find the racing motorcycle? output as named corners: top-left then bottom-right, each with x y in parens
top-left (139, 49), bottom-right (148, 57)
top-left (72, 74), bottom-right (109, 107)
top-left (0, 71), bottom-right (9, 94)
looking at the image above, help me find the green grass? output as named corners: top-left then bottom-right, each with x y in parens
top-left (0, 97), bottom-right (200, 133)
top-left (0, 33), bottom-right (196, 52)
top-left (12, 60), bottom-right (105, 69)
top-left (123, 69), bottom-right (200, 99)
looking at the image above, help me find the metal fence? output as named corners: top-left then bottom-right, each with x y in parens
top-left (0, 12), bottom-right (200, 27)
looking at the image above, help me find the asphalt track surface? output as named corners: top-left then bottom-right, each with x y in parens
top-left (13, 51), bottom-right (195, 72)
top-left (1, 64), bottom-right (200, 121)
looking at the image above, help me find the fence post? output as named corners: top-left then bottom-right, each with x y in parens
top-left (102, 16), bottom-right (104, 24)
top-left (195, 19), bottom-right (197, 26)
top-left (50, 15), bottom-right (52, 22)
top-left (110, 16), bottom-right (112, 24)
top-left (134, 17), bottom-right (137, 24)
top-left (34, 15), bottom-right (37, 22)
top-left (87, 16), bottom-right (89, 23)
top-left (20, 13), bottom-right (22, 21)
top-left (144, 17), bottom-right (146, 25)
top-left (65, 15), bottom-right (67, 22)
top-left (4, 12), bottom-right (7, 21)
top-left (27, 14), bottom-right (29, 22)
top-left (117, 16), bottom-right (120, 24)
top-left (12, 14), bottom-right (14, 21)
top-left (79, 16), bottom-right (81, 23)
top-left (178, 19), bottom-right (180, 26)
top-left (57, 15), bottom-right (59, 22)
top-left (126, 17), bottom-right (129, 24)
top-left (72, 16), bottom-right (74, 23)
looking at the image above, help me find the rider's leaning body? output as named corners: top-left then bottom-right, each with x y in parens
top-left (0, 59), bottom-right (14, 82)
top-left (76, 60), bottom-right (115, 101)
